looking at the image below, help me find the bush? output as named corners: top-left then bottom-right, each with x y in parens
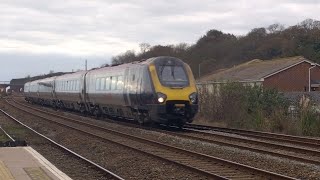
top-left (299, 107), bottom-right (320, 136)
top-left (198, 82), bottom-right (290, 132)
top-left (198, 82), bottom-right (320, 137)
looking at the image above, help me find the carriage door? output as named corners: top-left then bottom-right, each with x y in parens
top-left (123, 68), bottom-right (130, 106)
top-left (128, 67), bottom-right (138, 106)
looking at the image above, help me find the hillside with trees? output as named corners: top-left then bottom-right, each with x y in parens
top-left (109, 19), bottom-right (320, 78)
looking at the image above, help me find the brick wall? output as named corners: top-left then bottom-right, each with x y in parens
top-left (263, 62), bottom-right (320, 92)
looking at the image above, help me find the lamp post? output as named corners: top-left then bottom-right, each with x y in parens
top-left (309, 63), bottom-right (316, 92)
top-left (198, 60), bottom-right (212, 79)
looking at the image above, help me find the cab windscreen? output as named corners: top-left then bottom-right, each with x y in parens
top-left (157, 65), bottom-right (189, 87)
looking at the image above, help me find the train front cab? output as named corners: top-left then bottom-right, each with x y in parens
top-left (147, 57), bottom-right (198, 126)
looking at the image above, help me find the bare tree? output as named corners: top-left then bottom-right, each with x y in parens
top-left (139, 43), bottom-right (151, 54)
top-left (267, 23), bottom-right (285, 33)
top-left (111, 50), bottom-right (136, 65)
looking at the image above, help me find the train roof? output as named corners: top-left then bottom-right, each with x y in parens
top-left (55, 70), bottom-right (86, 80)
top-left (24, 56), bottom-right (185, 84)
top-left (87, 56), bottom-right (184, 73)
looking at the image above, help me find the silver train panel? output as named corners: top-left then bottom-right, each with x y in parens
top-left (55, 71), bottom-right (86, 103)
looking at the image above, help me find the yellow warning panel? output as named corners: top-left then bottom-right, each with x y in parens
top-left (0, 160), bottom-right (15, 180)
top-left (24, 167), bottom-right (53, 180)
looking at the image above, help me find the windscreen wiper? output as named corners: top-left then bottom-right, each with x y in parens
top-left (171, 65), bottom-right (175, 79)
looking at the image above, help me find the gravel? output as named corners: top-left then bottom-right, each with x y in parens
top-left (1, 99), bottom-right (210, 180)
top-left (11, 98), bottom-right (320, 179)
top-left (0, 108), bottom-right (118, 179)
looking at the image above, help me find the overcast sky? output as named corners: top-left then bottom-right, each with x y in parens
top-left (1, 0), bottom-right (320, 81)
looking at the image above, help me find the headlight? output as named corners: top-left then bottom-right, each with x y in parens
top-left (157, 92), bottom-right (167, 103)
top-left (189, 92), bottom-right (198, 104)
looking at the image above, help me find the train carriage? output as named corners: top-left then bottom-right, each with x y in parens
top-left (55, 71), bottom-right (86, 110)
top-left (85, 56), bottom-right (198, 126)
top-left (37, 76), bottom-right (56, 105)
top-left (23, 82), bottom-right (31, 99)
top-left (25, 80), bottom-right (41, 103)
top-left (85, 64), bottom-right (129, 117)
top-left (24, 56), bottom-right (198, 127)
top-left (142, 57), bottom-right (198, 126)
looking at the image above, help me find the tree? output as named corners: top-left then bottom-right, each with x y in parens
top-left (139, 43), bottom-right (151, 54)
top-left (267, 23), bottom-right (285, 33)
top-left (111, 50), bottom-right (136, 65)
top-left (105, 18), bottom-right (320, 77)
top-left (299, 18), bottom-right (320, 29)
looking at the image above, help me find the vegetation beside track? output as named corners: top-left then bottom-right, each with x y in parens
top-left (197, 82), bottom-right (320, 137)
top-left (0, 132), bottom-right (9, 142)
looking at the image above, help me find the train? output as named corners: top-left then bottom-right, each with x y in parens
top-left (24, 56), bottom-right (198, 127)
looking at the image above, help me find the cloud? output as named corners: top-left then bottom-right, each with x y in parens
top-left (0, 52), bottom-right (108, 81)
top-left (1, 0), bottom-right (320, 80)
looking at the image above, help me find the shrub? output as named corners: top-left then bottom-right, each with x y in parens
top-left (299, 107), bottom-right (320, 136)
top-left (198, 82), bottom-right (291, 132)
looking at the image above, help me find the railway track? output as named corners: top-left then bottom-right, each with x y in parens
top-left (0, 107), bottom-right (124, 180)
top-left (18, 97), bottom-right (320, 165)
top-left (6, 99), bottom-right (295, 180)
top-left (185, 123), bottom-right (320, 148)
top-left (182, 129), bottom-right (320, 164)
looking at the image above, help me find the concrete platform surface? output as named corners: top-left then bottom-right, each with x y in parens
top-left (0, 147), bottom-right (72, 180)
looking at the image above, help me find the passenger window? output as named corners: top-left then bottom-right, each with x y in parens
top-left (111, 76), bottom-right (117, 90)
top-left (76, 80), bottom-right (79, 91)
top-left (105, 77), bottom-right (111, 90)
top-left (117, 76), bottom-right (123, 90)
top-left (70, 81), bottom-right (73, 91)
top-left (73, 80), bottom-right (76, 91)
top-left (96, 78), bottom-right (100, 90)
top-left (101, 78), bottom-right (105, 90)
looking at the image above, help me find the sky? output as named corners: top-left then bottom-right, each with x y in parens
top-left (1, 0), bottom-right (320, 81)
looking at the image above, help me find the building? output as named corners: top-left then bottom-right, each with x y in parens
top-left (8, 72), bottom-right (69, 94)
top-left (199, 56), bottom-right (320, 92)
top-left (9, 78), bottom-right (29, 93)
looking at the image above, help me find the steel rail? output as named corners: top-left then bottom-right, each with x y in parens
top-left (160, 128), bottom-right (320, 165)
top-left (0, 108), bottom-right (124, 180)
top-left (181, 126), bottom-right (320, 158)
top-left (185, 123), bottom-right (320, 148)
top-left (8, 99), bottom-right (296, 180)
top-left (7, 99), bottom-right (226, 179)
top-left (0, 125), bottom-right (15, 142)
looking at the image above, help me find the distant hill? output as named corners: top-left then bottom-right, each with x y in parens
top-left (110, 18), bottom-right (320, 78)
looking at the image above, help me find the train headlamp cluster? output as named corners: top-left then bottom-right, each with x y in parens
top-left (189, 92), bottom-right (198, 104)
top-left (157, 92), bottom-right (167, 103)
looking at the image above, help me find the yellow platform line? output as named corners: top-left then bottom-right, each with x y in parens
top-left (0, 160), bottom-right (15, 180)
top-left (24, 167), bottom-right (52, 180)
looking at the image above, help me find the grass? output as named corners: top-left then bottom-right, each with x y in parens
top-left (0, 125), bottom-right (28, 143)
top-left (0, 133), bottom-right (10, 142)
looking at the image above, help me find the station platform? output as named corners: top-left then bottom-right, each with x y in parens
top-left (0, 147), bottom-right (71, 180)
